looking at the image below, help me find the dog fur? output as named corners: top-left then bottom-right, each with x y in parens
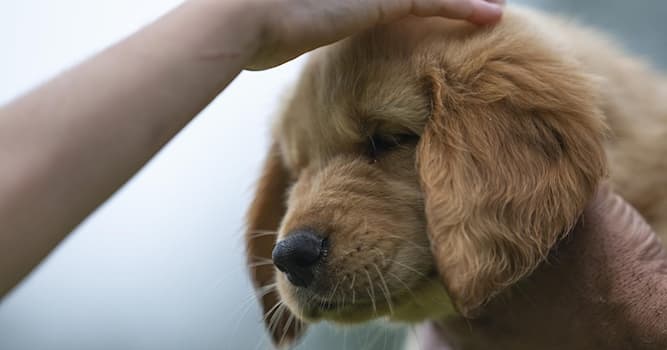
top-left (245, 6), bottom-right (667, 348)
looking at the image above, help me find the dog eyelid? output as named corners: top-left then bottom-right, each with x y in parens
top-left (366, 133), bottom-right (417, 162)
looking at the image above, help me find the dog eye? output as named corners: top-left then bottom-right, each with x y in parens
top-left (367, 133), bottom-right (417, 161)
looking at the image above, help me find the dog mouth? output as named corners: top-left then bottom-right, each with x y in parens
top-left (293, 270), bottom-right (452, 324)
top-left (299, 293), bottom-right (398, 323)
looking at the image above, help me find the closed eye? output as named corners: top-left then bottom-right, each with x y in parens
top-left (366, 133), bottom-right (419, 162)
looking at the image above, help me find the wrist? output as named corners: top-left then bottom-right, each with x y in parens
top-left (239, 0), bottom-right (287, 70)
top-left (177, 0), bottom-right (268, 70)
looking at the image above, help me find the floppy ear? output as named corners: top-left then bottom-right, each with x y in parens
top-left (246, 143), bottom-right (304, 347)
top-left (417, 49), bottom-right (608, 317)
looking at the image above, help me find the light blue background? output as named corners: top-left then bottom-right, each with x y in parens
top-left (0, 1), bottom-right (664, 350)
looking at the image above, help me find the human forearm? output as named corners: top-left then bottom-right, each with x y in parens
top-left (0, 0), bottom-right (260, 297)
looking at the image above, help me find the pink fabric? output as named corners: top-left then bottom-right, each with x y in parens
top-left (416, 322), bottom-right (453, 350)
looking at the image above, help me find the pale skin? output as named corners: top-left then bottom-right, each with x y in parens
top-left (0, 0), bottom-right (665, 348)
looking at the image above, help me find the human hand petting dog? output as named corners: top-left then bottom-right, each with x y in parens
top-left (0, 0), bottom-right (503, 299)
top-left (245, 0), bottom-right (505, 69)
top-left (417, 184), bottom-right (667, 350)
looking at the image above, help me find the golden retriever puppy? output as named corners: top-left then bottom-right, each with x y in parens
top-left (245, 6), bottom-right (667, 348)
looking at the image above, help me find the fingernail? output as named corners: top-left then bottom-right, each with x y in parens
top-left (468, 0), bottom-right (503, 25)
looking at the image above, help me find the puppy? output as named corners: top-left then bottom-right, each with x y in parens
top-left (245, 6), bottom-right (667, 348)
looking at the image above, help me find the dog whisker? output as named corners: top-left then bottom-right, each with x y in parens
top-left (390, 260), bottom-right (429, 279)
top-left (246, 230), bottom-right (278, 238)
top-left (328, 280), bottom-right (340, 305)
top-left (256, 282), bottom-right (278, 298)
top-left (366, 287), bottom-right (377, 315)
top-left (386, 271), bottom-right (445, 307)
top-left (364, 269), bottom-right (378, 315)
top-left (267, 303), bottom-right (288, 338)
top-left (250, 229), bottom-right (277, 233)
top-left (308, 291), bottom-right (320, 310)
top-left (248, 260), bottom-right (276, 268)
top-left (382, 233), bottom-right (430, 251)
top-left (236, 288), bottom-right (275, 327)
top-left (248, 255), bottom-right (274, 265)
top-left (372, 263), bottom-right (395, 315)
top-left (280, 313), bottom-right (295, 345)
top-left (350, 274), bottom-right (357, 305)
top-left (273, 305), bottom-right (289, 337)
top-left (234, 278), bottom-right (277, 327)
top-left (318, 289), bottom-right (327, 311)
top-left (232, 290), bottom-right (271, 338)
top-left (339, 288), bottom-right (347, 312)
top-left (263, 300), bottom-right (284, 323)
top-left (296, 319), bottom-right (305, 339)
top-left (387, 271), bottom-right (418, 301)
top-left (266, 307), bottom-right (284, 343)
top-left (315, 279), bottom-right (341, 312)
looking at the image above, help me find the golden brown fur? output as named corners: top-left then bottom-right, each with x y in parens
top-left (245, 6), bottom-right (667, 348)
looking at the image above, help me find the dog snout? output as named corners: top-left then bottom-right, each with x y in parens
top-left (272, 229), bottom-right (326, 287)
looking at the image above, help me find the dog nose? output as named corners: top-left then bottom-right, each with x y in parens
top-left (272, 229), bottom-right (325, 288)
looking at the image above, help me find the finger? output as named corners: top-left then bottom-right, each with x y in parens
top-left (408, 0), bottom-right (503, 25)
top-left (466, 0), bottom-right (505, 24)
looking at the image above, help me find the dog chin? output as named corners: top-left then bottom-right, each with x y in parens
top-left (278, 275), bottom-right (456, 325)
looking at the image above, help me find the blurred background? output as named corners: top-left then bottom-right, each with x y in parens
top-left (0, 1), bottom-right (665, 349)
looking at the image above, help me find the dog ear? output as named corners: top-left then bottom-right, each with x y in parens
top-left (417, 46), bottom-right (608, 317)
top-left (246, 143), bottom-right (304, 347)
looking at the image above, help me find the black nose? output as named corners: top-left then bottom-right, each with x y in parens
top-left (272, 229), bottom-right (325, 287)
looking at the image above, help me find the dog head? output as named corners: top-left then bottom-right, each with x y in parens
top-left (245, 11), bottom-right (607, 348)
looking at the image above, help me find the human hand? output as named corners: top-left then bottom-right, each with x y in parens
top-left (245, 0), bottom-right (505, 70)
top-left (416, 184), bottom-right (667, 350)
